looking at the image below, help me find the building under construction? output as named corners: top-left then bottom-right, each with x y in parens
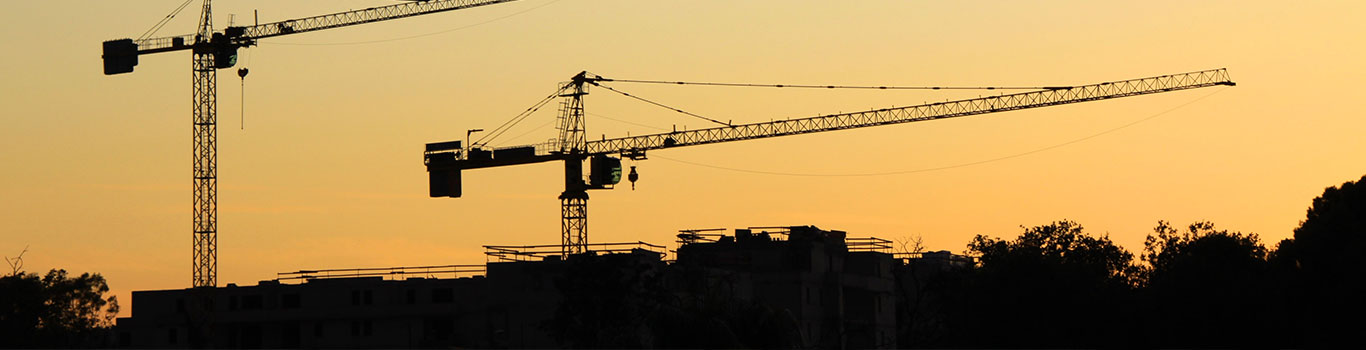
top-left (112, 225), bottom-right (960, 348)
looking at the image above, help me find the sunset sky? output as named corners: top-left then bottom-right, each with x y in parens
top-left (3, 0), bottom-right (1364, 316)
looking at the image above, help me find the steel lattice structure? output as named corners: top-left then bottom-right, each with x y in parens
top-left (425, 69), bottom-right (1235, 255)
top-left (103, 0), bottom-right (524, 288)
top-left (123, 0), bottom-right (517, 56)
top-left (190, 0), bottom-right (218, 288)
top-left (585, 69), bottom-right (1235, 154)
top-left (557, 74), bottom-right (591, 256)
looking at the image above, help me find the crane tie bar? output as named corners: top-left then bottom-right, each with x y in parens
top-left (592, 82), bottom-right (733, 127)
top-left (601, 78), bottom-right (1070, 91)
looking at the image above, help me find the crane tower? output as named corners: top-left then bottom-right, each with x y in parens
top-left (102, 0), bottom-right (522, 287)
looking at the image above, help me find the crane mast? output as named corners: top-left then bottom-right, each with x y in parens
top-left (424, 69), bottom-right (1235, 256)
top-left (558, 73), bottom-right (591, 256)
top-left (103, 0), bottom-right (522, 288)
top-left (190, 0), bottom-right (218, 288)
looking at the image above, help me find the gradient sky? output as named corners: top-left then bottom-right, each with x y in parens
top-left (3, 0), bottom-right (1364, 316)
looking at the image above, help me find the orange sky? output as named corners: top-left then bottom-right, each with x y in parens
top-left (2, 0), bottom-right (1364, 316)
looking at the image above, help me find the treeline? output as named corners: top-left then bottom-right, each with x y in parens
top-left (899, 174), bottom-right (1366, 348)
top-left (0, 268), bottom-right (119, 348)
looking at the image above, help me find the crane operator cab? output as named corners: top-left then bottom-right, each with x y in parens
top-left (588, 155), bottom-right (623, 189)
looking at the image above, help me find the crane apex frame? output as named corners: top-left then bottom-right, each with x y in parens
top-left (425, 69), bottom-right (1235, 257)
top-left (102, 0), bottom-right (523, 289)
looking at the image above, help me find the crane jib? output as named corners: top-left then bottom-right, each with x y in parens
top-left (583, 68), bottom-right (1234, 155)
top-left (100, 0), bottom-right (520, 75)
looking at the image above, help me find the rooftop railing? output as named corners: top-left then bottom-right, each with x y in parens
top-left (276, 264), bottom-right (486, 282)
top-left (483, 241), bottom-right (668, 262)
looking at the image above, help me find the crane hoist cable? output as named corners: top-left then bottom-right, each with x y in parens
top-left (238, 67), bottom-right (248, 130)
top-left (237, 47), bottom-right (256, 130)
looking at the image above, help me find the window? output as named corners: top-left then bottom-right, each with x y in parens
top-left (281, 324), bottom-right (301, 348)
top-left (352, 290), bottom-right (373, 306)
top-left (350, 320), bottom-right (373, 337)
top-left (241, 295), bottom-right (264, 310)
top-left (167, 328), bottom-right (178, 345)
top-left (432, 288), bottom-right (454, 303)
top-left (281, 293), bottom-right (301, 309)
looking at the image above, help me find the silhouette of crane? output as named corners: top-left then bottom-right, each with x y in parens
top-left (424, 69), bottom-right (1235, 256)
top-left (101, 0), bottom-right (521, 288)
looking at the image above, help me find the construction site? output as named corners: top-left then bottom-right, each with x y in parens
top-left (114, 226), bottom-right (948, 348)
top-left (88, 0), bottom-right (1241, 348)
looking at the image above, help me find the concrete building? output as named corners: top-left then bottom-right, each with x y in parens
top-left (672, 226), bottom-right (897, 349)
top-left (114, 226), bottom-right (897, 348)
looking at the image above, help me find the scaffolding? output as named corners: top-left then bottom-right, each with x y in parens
top-left (276, 264), bottom-right (486, 282)
top-left (484, 241), bottom-right (668, 262)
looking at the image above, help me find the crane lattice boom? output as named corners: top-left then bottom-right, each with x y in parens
top-left (115, 0), bottom-right (517, 56)
top-left (588, 69), bottom-right (1234, 155)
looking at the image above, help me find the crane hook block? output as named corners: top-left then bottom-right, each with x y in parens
top-left (628, 166), bottom-right (639, 190)
top-left (238, 68), bottom-right (249, 78)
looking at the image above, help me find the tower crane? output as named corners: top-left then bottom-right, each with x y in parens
top-left (101, 0), bottom-right (522, 288)
top-left (424, 69), bottom-right (1235, 256)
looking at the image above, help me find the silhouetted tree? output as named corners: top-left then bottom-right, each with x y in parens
top-left (893, 256), bottom-right (967, 348)
top-left (941, 220), bottom-right (1140, 348)
top-left (892, 235), bottom-right (966, 348)
top-left (0, 269), bottom-right (120, 348)
top-left (1277, 174), bottom-right (1366, 346)
top-left (1140, 221), bottom-right (1272, 347)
